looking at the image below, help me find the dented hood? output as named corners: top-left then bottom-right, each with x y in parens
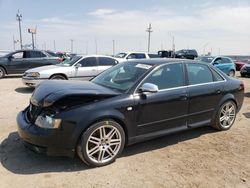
top-left (30, 80), bottom-right (121, 107)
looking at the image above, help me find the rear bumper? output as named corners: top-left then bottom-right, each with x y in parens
top-left (17, 110), bottom-right (75, 157)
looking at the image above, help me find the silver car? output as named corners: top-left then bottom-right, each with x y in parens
top-left (22, 55), bottom-right (119, 87)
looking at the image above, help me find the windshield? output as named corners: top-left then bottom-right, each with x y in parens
top-left (57, 56), bottom-right (81, 66)
top-left (92, 62), bottom-right (153, 92)
top-left (114, 53), bottom-right (127, 58)
top-left (196, 56), bottom-right (214, 63)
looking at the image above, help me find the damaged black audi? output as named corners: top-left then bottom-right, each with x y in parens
top-left (17, 59), bottom-right (244, 167)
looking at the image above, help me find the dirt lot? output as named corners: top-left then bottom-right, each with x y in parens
top-left (0, 74), bottom-right (250, 188)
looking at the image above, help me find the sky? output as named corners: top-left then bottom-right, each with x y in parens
top-left (0, 0), bottom-right (250, 55)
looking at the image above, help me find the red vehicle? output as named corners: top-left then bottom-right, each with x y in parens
top-left (235, 59), bottom-right (250, 71)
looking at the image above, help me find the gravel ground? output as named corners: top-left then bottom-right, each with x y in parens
top-left (0, 73), bottom-right (250, 188)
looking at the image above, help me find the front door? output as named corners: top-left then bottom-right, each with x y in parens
top-left (7, 51), bottom-right (30, 74)
top-left (134, 63), bottom-right (189, 136)
top-left (73, 57), bottom-right (98, 80)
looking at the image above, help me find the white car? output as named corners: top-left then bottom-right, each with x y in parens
top-left (114, 51), bottom-right (159, 62)
top-left (22, 55), bottom-right (119, 87)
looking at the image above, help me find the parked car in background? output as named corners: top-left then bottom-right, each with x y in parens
top-left (240, 64), bottom-right (250, 77)
top-left (22, 55), bottom-right (119, 87)
top-left (158, 50), bottom-right (175, 58)
top-left (175, 49), bottom-right (198, 59)
top-left (196, 56), bottom-right (236, 77)
top-left (235, 59), bottom-right (250, 71)
top-left (17, 59), bottom-right (244, 167)
top-left (0, 49), bottom-right (63, 78)
top-left (114, 52), bottom-right (159, 61)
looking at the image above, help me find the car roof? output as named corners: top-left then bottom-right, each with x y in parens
top-left (125, 58), bottom-right (197, 65)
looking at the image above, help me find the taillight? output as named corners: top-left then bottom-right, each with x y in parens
top-left (240, 80), bottom-right (245, 90)
top-left (57, 57), bottom-right (63, 62)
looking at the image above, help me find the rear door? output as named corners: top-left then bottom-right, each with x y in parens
top-left (97, 57), bottom-right (118, 74)
top-left (186, 63), bottom-right (225, 128)
top-left (25, 51), bottom-right (50, 68)
top-left (73, 57), bottom-right (98, 80)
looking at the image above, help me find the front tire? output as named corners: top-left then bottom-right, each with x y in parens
top-left (77, 120), bottom-right (125, 167)
top-left (0, 67), bottom-right (6, 79)
top-left (212, 101), bottom-right (237, 130)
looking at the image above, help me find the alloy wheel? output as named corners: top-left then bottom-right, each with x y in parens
top-left (219, 101), bottom-right (236, 129)
top-left (86, 124), bottom-right (122, 164)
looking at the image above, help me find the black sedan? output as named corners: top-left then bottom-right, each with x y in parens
top-left (0, 49), bottom-right (63, 78)
top-left (17, 59), bottom-right (244, 167)
top-left (240, 63), bottom-right (250, 77)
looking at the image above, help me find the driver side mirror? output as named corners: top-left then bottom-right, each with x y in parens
top-left (139, 83), bottom-right (159, 93)
top-left (75, 63), bottom-right (82, 68)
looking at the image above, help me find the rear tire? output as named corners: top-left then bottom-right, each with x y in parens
top-left (212, 101), bottom-right (236, 131)
top-left (77, 120), bottom-right (125, 167)
top-left (50, 74), bottom-right (66, 80)
top-left (0, 67), bottom-right (5, 79)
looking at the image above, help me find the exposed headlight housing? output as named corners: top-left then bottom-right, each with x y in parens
top-left (25, 72), bottom-right (40, 78)
top-left (35, 115), bottom-right (61, 129)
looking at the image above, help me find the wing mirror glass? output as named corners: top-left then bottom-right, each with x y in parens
top-left (139, 83), bottom-right (159, 93)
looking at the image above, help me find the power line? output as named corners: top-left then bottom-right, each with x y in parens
top-left (146, 23), bottom-right (153, 52)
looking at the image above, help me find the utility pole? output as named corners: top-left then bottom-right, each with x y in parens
top-left (16, 9), bottom-right (23, 49)
top-left (169, 33), bottom-right (175, 53)
top-left (146, 23), bottom-right (153, 52)
top-left (85, 41), bottom-right (88, 55)
top-left (70, 39), bottom-right (74, 53)
top-left (53, 40), bottom-right (56, 51)
top-left (95, 38), bottom-right (98, 54)
top-left (112, 40), bottom-right (115, 56)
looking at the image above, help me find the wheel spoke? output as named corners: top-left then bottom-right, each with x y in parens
top-left (88, 146), bottom-right (100, 156)
top-left (220, 116), bottom-right (225, 122)
top-left (99, 127), bottom-right (106, 139)
top-left (109, 139), bottom-right (121, 146)
top-left (98, 149), bottom-right (105, 162)
top-left (89, 136), bottom-right (100, 145)
top-left (107, 128), bottom-right (116, 139)
top-left (106, 147), bottom-right (115, 157)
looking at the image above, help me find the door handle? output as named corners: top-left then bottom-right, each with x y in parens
top-left (215, 89), bottom-right (221, 94)
top-left (179, 94), bottom-right (188, 101)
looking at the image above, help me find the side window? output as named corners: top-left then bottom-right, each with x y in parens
top-left (78, 57), bottom-right (97, 67)
top-left (143, 63), bottom-right (184, 90)
top-left (135, 53), bottom-right (146, 59)
top-left (12, 52), bottom-right (24, 59)
top-left (187, 63), bottom-right (213, 85)
top-left (99, 57), bottom-right (118, 66)
top-left (214, 58), bottom-right (222, 64)
top-left (210, 68), bottom-right (224, 81)
top-left (221, 58), bottom-right (232, 64)
top-left (127, 53), bottom-right (146, 59)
